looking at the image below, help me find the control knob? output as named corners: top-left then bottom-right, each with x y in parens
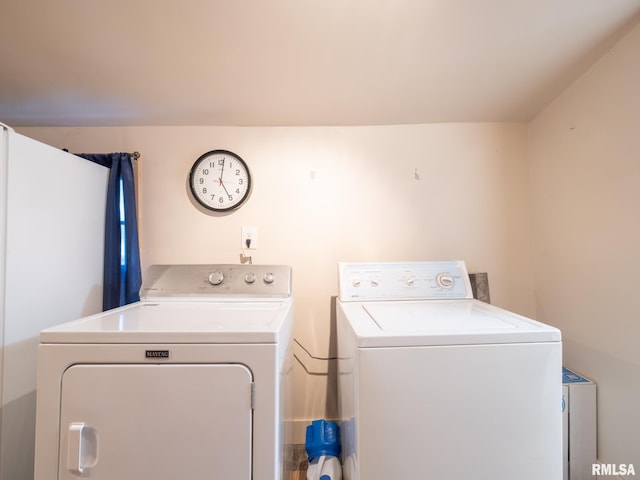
top-left (263, 272), bottom-right (275, 284)
top-left (244, 273), bottom-right (256, 284)
top-left (436, 273), bottom-right (454, 289)
top-left (208, 271), bottom-right (225, 286)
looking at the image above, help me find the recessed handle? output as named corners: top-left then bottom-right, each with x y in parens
top-left (67, 422), bottom-right (98, 474)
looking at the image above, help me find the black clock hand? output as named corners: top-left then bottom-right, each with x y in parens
top-left (218, 157), bottom-right (226, 183)
top-left (217, 157), bottom-right (233, 198)
top-left (221, 181), bottom-right (231, 198)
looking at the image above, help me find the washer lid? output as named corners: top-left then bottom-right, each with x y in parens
top-left (39, 301), bottom-right (292, 344)
top-left (340, 299), bottom-right (561, 347)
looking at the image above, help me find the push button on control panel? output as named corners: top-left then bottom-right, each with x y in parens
top-left (263, 272), bottom-right (275, 284)
top-left (208, 271), bottom-right (225, 285)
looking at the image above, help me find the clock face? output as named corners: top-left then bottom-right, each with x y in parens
top-left (189, 150), bottom-right (251, 212)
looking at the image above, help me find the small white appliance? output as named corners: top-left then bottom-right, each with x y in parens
top-left (34, 264), bottom-right (294, 480)
top-left (562, 368), bottom-right (597, 480)
top-left (337, 261), bottom-right (562, 480)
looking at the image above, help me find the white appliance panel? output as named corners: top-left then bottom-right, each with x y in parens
top-left (340, 299), bottom-right (560, 347)
top-left (350, 342), bottom-right (562, 480)
top-left (366, 301), bottom-right (518, 330)
top-left (35, 342), bottom-right (289, 480)
top-left (58, 364), bottom-right (252, 480)
top-left (0, 124), bottom-right (108, 480)
top-left (40, 301), bottom-right (292, 344)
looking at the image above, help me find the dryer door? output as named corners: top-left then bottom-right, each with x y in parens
top-left (58, 364), bottom-right (253, 480)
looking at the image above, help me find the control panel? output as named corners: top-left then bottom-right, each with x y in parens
top-left (140, 264), bottom-right (292, 300)
top-left (338, 261), bottom-right (473, 302)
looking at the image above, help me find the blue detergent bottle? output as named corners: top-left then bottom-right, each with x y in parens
top-left (305, 419), bottom-right (342, 480)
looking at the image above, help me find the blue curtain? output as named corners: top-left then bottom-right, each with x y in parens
top-left (77, 152), bottom-right (142, 310)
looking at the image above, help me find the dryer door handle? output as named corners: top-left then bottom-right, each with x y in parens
top-left (67, 422), bottom-right (98, 474)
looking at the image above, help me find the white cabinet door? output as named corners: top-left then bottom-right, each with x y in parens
top-left (58, 364), bottom-right (253, 479)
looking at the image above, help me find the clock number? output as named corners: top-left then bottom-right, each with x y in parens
top-left (199, 178), bottom-right (204, 184)
top-left (238, 179), bottom-right (243, 185)
top-left (202, 187), bottom-right (207, 194)
top-left (202, 168), bottom-right (209, 175)
top-left (218, 158), bottom-right (225, 166)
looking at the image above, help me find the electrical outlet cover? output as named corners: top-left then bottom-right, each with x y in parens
top-left (241, 226), bottom-right (258, 249)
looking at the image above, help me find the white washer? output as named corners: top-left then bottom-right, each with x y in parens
top-left (337, 261), bottom-right (562, 480)
top-left (34, 264), bottom-right (294, 480)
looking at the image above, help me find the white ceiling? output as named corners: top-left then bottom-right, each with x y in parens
top-left (1, 0), bottom-right (639, 127)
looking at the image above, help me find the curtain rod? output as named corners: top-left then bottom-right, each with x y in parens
top-left (64, 148), bottom-right (141, 161)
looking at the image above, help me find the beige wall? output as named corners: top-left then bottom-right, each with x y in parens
top-left (530, 22), bottom-right (640, 467)
top-left (20, 122), bottom-right (534, 438)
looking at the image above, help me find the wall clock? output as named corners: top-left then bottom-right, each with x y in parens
top-left (188, 150), bottom-right (252, 212)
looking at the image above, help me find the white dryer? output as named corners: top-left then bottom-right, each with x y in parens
top-left (337, 261), bottom-right (562, 480)
top-left (34, 264), bottom-right (294, 480)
